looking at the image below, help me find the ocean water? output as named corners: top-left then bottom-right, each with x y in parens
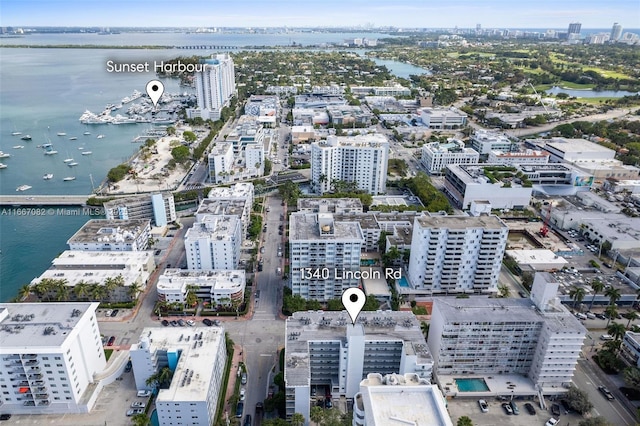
top-left (0, 32), bottom-right (420, 301)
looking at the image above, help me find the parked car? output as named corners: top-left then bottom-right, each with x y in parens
top-left (240, 388), bottom-right (246, 401)
top-left (178, 319), bottom-right (185, 327)
top-left (105, 310), bottom-right (113, 317)
top-left (502, 403), bottom-right (513, 415)
top-left (137, 390), bottom-right (151, 397)
top-left (161, 320), bottom-right (169, 326)
top-left (107, 336), bottom-right (116, 346)
top-left (0, 414), bottom-right (12, 421)
top-left (241, 373), bottom-right (247, 385)
top-left (186, 320), bottom-right (195, 326)
top-left (203, 318), bottom-right (213, 326)
top-left (125, 360), bottom-right (132, 372)
top-left (170, 320), bottom-right (178, 327)
top-left (244, 414), bottom-right (252, 426)
top-left (131, 401), bottom-right (146, 408)
top-left (110, 309), bottom-right (119, 317)
top-left (510, 400), bottom-right (519, 415)
top-left (586, 312), bottom-right (596, 319)
top-left (524, 402), bottom-right (536, 415)
top-left (596, 313), bottom-right (607, 320)
top-left (546, 418), bottom-right (559, 426)
top-left (126, 408), bottom-right (144, 416)
top-left (600, 334), bottom-right (614, 341)
top-left (478, 399), bottom-right (489, 413)
top-left (551, 403), bottom-right (561, 417)
top-left (598, 386), bottom-right (615, 400)
top-left (236, 401), bottom-right (244, 418)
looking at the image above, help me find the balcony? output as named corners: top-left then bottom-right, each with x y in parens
top-left (22, 354), bottom-right (37, 360)
top-left (28, 374), bottom-right (43, 380)
top-left (35, 393), bottom-right (49, 399)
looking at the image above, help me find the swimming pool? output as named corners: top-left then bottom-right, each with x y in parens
top-left (398, 277), bottom-right (409, 288)
top-left (455, 378), bottom-right (490, 392)
top-left (150, 409), bottom-right (159, 426)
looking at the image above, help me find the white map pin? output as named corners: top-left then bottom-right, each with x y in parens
top-left (342, 287), bottom-right (366, 325)
top-left (146, 80), bottom-right (165, 107)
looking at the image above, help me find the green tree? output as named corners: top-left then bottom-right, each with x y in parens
top-left (183, 131), bottom-right (197, 143)
top-left (18, 284), bottom-right (32, 301)
top-left (127, 282), bottom-right (143, 301)
top-left (73, 280), bottom-right (91, 301)
top-left (624, 311), bottom-right (639, 329)
top-left (166, 126), bottom-right (176, 136)
top-left (171, 145), bottom-right (190, 163)
top-left (131, 413), bottom-right (150, 426)
top-left (578, 417), bottom-right (614, 426)
top-left (569, 286), bottom-right (586, 311)
top-left (457, 416), bottom-right (473, 426)
top-left (420, 321), bottom-right (430, 339)
top-left (264, 158), bottom-right (272, 175)
top-left (589, 278), bottom-right (605, 310)
top-left (326, 299), bottom-right (344, 311)
top-left (310, 406), bottom-right (324, 424)
top-left (623, 366), bottom-right (640, 390)
top-left (605, 305), bottom-right (619, 328)
top-left (565, 384), bottom-right (593, 415)
top-left (605, 286), bottom-right (622, 306)
top-left (362, 295), bottom-right (380, 311)
top-left (607, 322), bottom-right (626, 341)
top-left (498, 284), bottom-right (511, 298)
top-left (291, 413), bottom-right (305, 426)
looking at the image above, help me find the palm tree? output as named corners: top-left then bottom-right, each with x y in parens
top-left (103, 276), bottom-right (120, 301)
top-left (605, 305), bottom-right (619, 328)
top-left (131, 413), bottom-right (150, 426)
top-left (608, 322), bottom-right (626, 341)
top-left (589, 278), bottom-right (605, 311)
top-left (90, 283), bottom-right (107, 302)
top-left (290, 413), bottom-right (305, 426)
top-left (73, 281), bottom-right (91, 301)
top-left (53, 279), bottom-right (69, 301)
top-left (17, 284), bottom-right (32, 301)
top-left (309, 406), bottom-right (324, 424)
top-left (569, 286), bottom-right (586, 312)
top-left (420, 321), bottom-right (430, 339)
top-left (34, 278), bottom-right (55, 301)
top-left (605, 286), bottom-right (622, 306)
top-left (127, 282), bottom-right (143, 301)
top-left (624, 311), bottom-right (639, 329)
top-left (156, 366), bottom-right (173, 389)
top-left (497, 284), bottom-right (511, 298)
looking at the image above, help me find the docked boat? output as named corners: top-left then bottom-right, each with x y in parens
top-left (67, 162), bottom-right (79, 167)
top-left (12, 145), bottom-right (24, 149)
top-left (63, 177), bottom-right (76, 181)
top-left (11, 131), bottom-right (22, 136)
top-left (69, 137), bottom-right (78, 141)
top-left (63, 157), bottom-right (74, 163)
top-left (0, 151), bottom-right (11, 158)
top-left (43, 173), bottom-right (54, 180)
top-left (16, 185), bottom-right (32, 191)
top-left (0, 163), bottom-right (7, 169)
top-left (44, 150), bottom-right (58, 155)
top-left (81, 151), bottom-right (93, 155)
top-left (83, 131), bottom-right (91, 135)
top-left (41, 143), bottom-right (52, 148)
top-left (96, 134), bottom-right (106, 139)
top-left (20, 135), bottom-right (32, 141)
top-left (57, 132), bottom-right (67, 136)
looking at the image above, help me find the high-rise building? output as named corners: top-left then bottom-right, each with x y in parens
top-left (611, 22), bottom-right (623, 41)
top-left (289, 212), bottom-right (364, 301)
top-left (568, 22), bottom-right (582, 34)
top-left (407, 213), bottom-right (508, 295)
top-left (353, 373), bottom-right (452, 426)
top-left (284, 311), bottom-right (433, 424)
top-left (310, 134), bottom-right (389, 195)
top-left (428, 273), bottom-right (587, 394)
top-left (103, 193), bottom-right (176, 227)
top-left (184, 215), bottom-right (241, 270)
top-left (130, 327), bottom-right (227, 426)
top-left (189, 54), bottom-right (236, 121)
top-left (0, 302), bottom-right (106, 414)
top-left (421, 140), bottom-right (479, 175)
top-left (207, 142), bottom-right (234, 183)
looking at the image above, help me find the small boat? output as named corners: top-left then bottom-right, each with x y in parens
top-left (63, 176), bottom-right (76, 181)
top-left (96, 134), bottom-right (106, 139)
top-left (0, 163), bottom-right (7, 169)
top-left (43, 173), bottom-right (54, 180)
top-left (44, 150), bottom-right (58, 155)
top-left (81, 151), bottom-right (93, 155)
top-left (12, 145), bottom-right (24, 149)
top-left (16, 185), bottom-right (32, 191)
top-left (67, 162), bottom-right (79, 167)
top-left (41, 143), bottom-right (52, 148)
top-left (57, 132), bottom-right (67, 136)
top-left (20, 135), bottom-right (32, 141)
top-left (0, 151), bottom-right (11, 158)
top-left (83, 131), bottom-right (91, 135)
top-left (63, 158), bottom-right (74, 163)
top-left (68, 137), bottom-right (78, 141)
top-left (11, 131), bottom-right (22, 136)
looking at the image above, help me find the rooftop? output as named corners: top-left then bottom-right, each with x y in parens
top-left (289, 212), bottom-right (364, 241)
top-left (67, 219), bottom-right (150, 244)
top-left (285, 311), bottom-right (432, 387)
top-left (196, 199), bottom-right (246, 219)
top-left (184, 215), bottom-right (240, 241)
top-left (134, 327), bottom-right (225, 403)
top-left (209, 142), bottom-right (233, 156)
top-left (314, 133), bottom-right (389, 149)
top-left (157, 269), bottom-right (245, 291)
top-left (0, 302), bottom-right (99, 349)
top-left (415, 213), bottom-right (508, 231)
top-left (545, 138), bottom-right (616, 154)
top-left (297, 197), bottom-right (363, 214)
top-left (206, 183), bottom-right (253, 200)
top-left (50, 250), bottom-right (153, 268)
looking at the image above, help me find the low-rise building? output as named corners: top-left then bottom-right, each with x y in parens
top-left (353, 373), bottom-right (452, 426)
top-left (505, 249), bottom-right (569, 271)
top-left (488, 149), bottom-right (550, 165)
top-left (284, 311), bottom-right (433, 424)
top-left (621, 331), bottom-right (640, 367)
top-left (531, 137), bottom-right (616, 163)
top-left (104, 193), bottom-right (176, 227)
top-left (419, 107), bottom-right (467, 129)
top-left (156, 269), bottom-right (245, 306)
top-left (0, 302), bottom-right (106, 414)
top-left (184, 215), bottom-right (242, 270)
top-left (130, 327), bottom-right (227, 426)
top-left (67, 219), bottom-right (151, 251)
top-left (297, 198), bottom-right (363, 214)
top-left (470, 129), bottom-right (514, 155)
top-left (291, 125), bottom-right (317, 144)
top-left (421, 140), bottom-right (479, 175)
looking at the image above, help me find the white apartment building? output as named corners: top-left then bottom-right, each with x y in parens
top-left (245, 143), bottom-right (265, 176)
top-left (189, 54), bottom-right (235, 121)
top-left (30, 250), bottom-right (155, 302)
top-left (419, 107), bottom-right (467, 129)
top-left (297, 198), bottom-right (364, 214)
top-left (66, 219), bottom-right (151, 251)
top-left (208, 143), bottom-right (234, 184)
top-left (184, 215), bottom-right (241, 270)
top-left (284, 311), bottom-right (433, 424)
top-left (103, 193), bottom-right (176, 227)
top-left (310, 134), bottom-right (389, 195)
top-left (470, 129), bottom-right (515, 155)
top-left (421, 140), bottom-right (479, 175)
top-left (130, 327), bottom-right (227, 426)
top-left (444, 164), bottom-right (534, 210)
top-left (157, 269), bottom-right (245, 306)
top-left (407, 213), bottom-right (508, 295)
top-left (0, 302), bottom-right (106, 414)
top-left (428, 273), bottom-right (587, 394)
top-left (488, 150), bottom-right (550, 165)
top-left (198, 183), bottom-right (254, 237)
top-left (289, 213), bottom-right (364, 301)
top-left (621, 331), bottom-right (640, 367)
top-left (353, 373), bottom-right (452, 426)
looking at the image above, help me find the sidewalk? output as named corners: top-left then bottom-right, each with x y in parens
top-left (222, 343), bottom-right (244, 420)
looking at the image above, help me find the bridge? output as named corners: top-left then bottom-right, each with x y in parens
top-left (173, 45), bottom-right (241, 50)
top-left (0, 195), bottom-right (91, 207)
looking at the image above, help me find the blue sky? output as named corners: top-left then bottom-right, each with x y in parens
top-left (1, 0), bottom-right (638, 29)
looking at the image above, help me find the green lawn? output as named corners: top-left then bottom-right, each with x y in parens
top-left (583, 66), bottom-right (633, 80)
top-left (104, 349), bottom-right (113, 361)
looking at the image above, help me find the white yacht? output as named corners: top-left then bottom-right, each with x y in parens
top-left (12, 145), bottom-right (24, 149)
top-left (16, 185), bottom-right (32, 191)
top-left (0, 163), bottom-right (7, 169)
top-left (57, 132), bottom-right (67, 136)
top-left (96, 134), bottom-right (106, 139)
top-left (67, 162), bottom-right (79, 167)
top-left (63, 176), bottom-right (76, 181)
top-left (0, 151), bottom-right (11, 158)
top-left (43, 173), bottom-right (54, 180)
top-left (81, 151), bottom-right (93, 155)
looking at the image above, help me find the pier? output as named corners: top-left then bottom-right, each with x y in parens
top-left (0, 195), bottom-right (91, 207)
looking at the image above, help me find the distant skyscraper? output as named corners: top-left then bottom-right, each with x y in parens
top-left (568, 22), bottom-right (582, 35)
top-left (611, 22), bottom-right (623, 41)
top-left (189, 53), bottom-right (236, 121)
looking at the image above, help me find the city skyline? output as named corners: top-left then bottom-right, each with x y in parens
top-left (1, 0), bottom-right (637, 29)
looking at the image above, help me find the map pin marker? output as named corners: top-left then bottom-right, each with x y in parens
top-left (342, 287), bottom-right (366, 326)
top-left (146, 80), bottom-right (164, 107)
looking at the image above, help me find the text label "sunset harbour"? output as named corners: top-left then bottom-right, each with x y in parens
top-left (106, 60), bottom-right (207, 73)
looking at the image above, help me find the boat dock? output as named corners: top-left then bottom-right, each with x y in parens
top-left (0, 195), bottom-right (91, 207)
